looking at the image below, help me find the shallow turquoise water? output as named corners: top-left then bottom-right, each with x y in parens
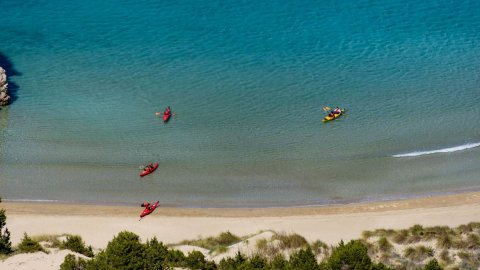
top-left (1, 0), bottom-right (479, 207)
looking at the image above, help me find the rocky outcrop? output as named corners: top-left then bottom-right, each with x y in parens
top-left (0, 67), bottom-right (10, 106)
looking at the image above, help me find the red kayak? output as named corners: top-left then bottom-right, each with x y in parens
top-left (140, 201), bottom-right (159, 218)
top-left (139, 163), bottom-right (159, 177)
top-left (163, 107), bottom-right (172, 123)
top-left (163, 112), bottom-right (171, 122)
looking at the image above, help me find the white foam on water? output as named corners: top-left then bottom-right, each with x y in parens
top-left (393, 142), bottom-right (480, 157)
top-left (3, 199), bottom-right (61, 203)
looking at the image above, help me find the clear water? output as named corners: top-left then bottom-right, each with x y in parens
top-left (1, 0), bottom-right (479, 207)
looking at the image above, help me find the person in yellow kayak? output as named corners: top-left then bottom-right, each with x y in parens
top-left (328, 107), bottom-right (341, 117)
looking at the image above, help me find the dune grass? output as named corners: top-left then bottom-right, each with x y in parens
top-left (179, 231), bottom-right (242, 252)
top-left (457, 251), bottom-right (479, 269)
top-left (213, 245), bottom-right (228, 254)
top-left (392, 229), bottom-right (409, 244)
top-left (357, 223), bottom-right (480, 269)
top-left (465, 233), bottom-right (480, 250)
top-left (439, 249), bottom-right (452, 264)
top-left (377, 236), bottom-right (393, 253)
top-left (456, 222), bottom-right (480, 234)
top-left (271, 232), bottom-right (309, 250)
top-left (403, 245), bottom-right (434, 262)
top-left (175, 224), bottom-right (480, 269)
top-left (31, 234), bottom-right (66, 248)
top-left (256, 238), bottom-right (280, 258)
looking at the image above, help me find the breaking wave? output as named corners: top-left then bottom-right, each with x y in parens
top-left (393, 142), bottom-right (480, 157)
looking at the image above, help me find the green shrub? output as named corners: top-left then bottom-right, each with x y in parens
top-left (17, 233), bottom-right (47, 253)
top-left (288, 247), bottom-right (320, 270)
top-left (185, 250), bottom-right (207, 269)
top-left (60, 254), bottom-right (87, 270)
top-left (326, 240), bottom-right (372, 270)
top-left (422, 259), bottom-right (442, 270)
top-left (248, 254), bottom-right (268, 269)
top-left (61, 235), bottom-right (94, 257)
top-left (0, 198), bottom-right (12, 254)
top-left (143, 237), bottom-right (168, 269)
top-left (84, 250), bottom-right (109, 270)
top-left (372, 262), bottom-right (395, 270)
top-left (218, 251), bottom-right (246, 270)
top-left (103, 231), bottom-right (145, 269)
top-left (271, 254), bottom-right (288, 269)
top-left (165, 249), bottom-right (186, 266)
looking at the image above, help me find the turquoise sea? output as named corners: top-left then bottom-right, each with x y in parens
top-left (1, 0), bottom-right (479, 207)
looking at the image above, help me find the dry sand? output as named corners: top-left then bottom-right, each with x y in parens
top-left (1, 191), bottom-right (479, 269)
top-left (0, 249), bottom-right (88, 270)
top-left (2, 191), bottom-right (480, 249)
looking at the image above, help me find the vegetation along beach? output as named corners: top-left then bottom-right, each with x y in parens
top-left (0, 0), bottom-right (479, 269)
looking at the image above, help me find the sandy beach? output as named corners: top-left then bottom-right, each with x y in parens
top-left (2, 191), bottom-right (480, 249)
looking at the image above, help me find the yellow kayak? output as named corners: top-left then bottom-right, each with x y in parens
top-left (322, 109), bottom-right (345, 122)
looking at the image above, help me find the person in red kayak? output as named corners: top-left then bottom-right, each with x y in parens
top-left (155, 106), bottom-right (172, 116)
top-left (143, 163), bottom-right (154, 171)
top-left (164, 106), bottom-right (171, 115)
top-left (139, 201), bottom-right (159, 220)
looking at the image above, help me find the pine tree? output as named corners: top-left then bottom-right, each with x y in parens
top-left (0, 198), bottom-right (13, 254)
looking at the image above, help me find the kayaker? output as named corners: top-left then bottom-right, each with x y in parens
top-left (333, 107), bottom-right (341, 114)
top-left (143, 163), bottom-right (154, 170)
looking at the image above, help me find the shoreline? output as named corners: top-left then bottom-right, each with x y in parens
top-left (2, 191), bottom-right (480, 249)
top-left (3, 190), bottom-right (480, 217)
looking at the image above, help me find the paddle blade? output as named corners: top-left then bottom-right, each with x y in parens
top-left (323, 106), bottom-right (331, 111)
